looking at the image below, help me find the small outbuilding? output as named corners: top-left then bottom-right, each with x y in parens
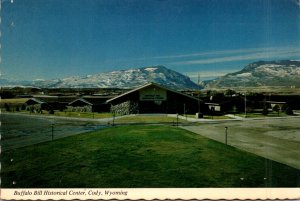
top-left (205, 103), bottom-right (222, 113)
top-left (25, 98), bottom-right (51, 112)
top-left (266, 101), bottom-right (287, 112)
top-left (68, 97), bottom-right (111, 112)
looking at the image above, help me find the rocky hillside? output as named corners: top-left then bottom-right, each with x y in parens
top-left (2, 66), bottom-right (199, 90)
top-left (206, 60), bottom-right (300, 88)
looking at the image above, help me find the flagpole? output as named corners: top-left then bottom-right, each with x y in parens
top-left (197, 73), bottom-right (201, 115)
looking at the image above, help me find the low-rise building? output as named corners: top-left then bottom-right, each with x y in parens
top-left (106, 82), bottom-right (203, 115)
top-left (68, 96), bottom-right (112, 112)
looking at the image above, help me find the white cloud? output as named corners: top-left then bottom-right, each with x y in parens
top-left (126, 46), bottom-right (299, 65)
top-left (186, 69), bottom-right (237, 79)
top-left (134, 47), bottom-right (278, 60)
top-left (170, 48), bottom-right (300, 65)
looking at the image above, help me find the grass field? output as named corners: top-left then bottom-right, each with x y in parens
top-left (114, 115), bottom-right (187, 124)
top-left (0, 98), bottom-right (29, 108)
top-left (2, 125), bottom-right (299, 188)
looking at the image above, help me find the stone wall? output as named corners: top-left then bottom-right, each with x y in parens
top-left (67, 105), bottom-right (93, 113)
top-left (110, 101), bottom-right (139, 115)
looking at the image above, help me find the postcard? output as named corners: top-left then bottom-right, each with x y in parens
top-left (1, 0), bottom-right (300, 200)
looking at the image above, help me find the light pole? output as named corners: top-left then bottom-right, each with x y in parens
top-left (112, 111), bottom-right (115, 126)
top-left (51, 124), bottom-right (54, 141)
top-left (243, 80), bottom-right (247, 118)
top-left (244, 92), bottom-right (247, 118)
top-left (183, 103), bottom-right (186, 119)
top-left (225, 126), bottom-right (228, 145)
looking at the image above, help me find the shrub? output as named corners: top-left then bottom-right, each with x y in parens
top-left (273, 105), bottom-right (280, 116)
top-left (224, 89), bottom-right (236, 96)
top-left (21, 104), bottom-right (26, 110)
top-left (285, 107), bottom-right (294, 115)
top-left (262, 107), bottom-right (268, 115)
top-left (4, 103), bottom-right (10, 112)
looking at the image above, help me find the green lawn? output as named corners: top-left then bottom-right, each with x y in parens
top-left (0, 98), bottom-right (29, 105)
top-left (1, 125), bottom-right (299, 188)
top-left (114, 115), bottom-right (187, 123)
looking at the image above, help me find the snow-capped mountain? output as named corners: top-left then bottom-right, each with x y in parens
top-left (2, 66), bottom-right (199, 90)
top-left (206, 60), bottom-right (300, 88)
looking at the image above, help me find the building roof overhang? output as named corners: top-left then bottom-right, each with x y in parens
top-left (205, 102), bottom-right (221, 106)
top-left (266, 101), bottom-right (287, 104)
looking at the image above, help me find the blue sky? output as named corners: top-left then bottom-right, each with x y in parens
top-left (1, 0), bottom-right (300, 81)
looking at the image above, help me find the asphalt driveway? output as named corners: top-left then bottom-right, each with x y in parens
top-left (181, 117), bottom-right (300, 170)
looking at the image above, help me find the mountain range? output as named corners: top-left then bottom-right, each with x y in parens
top-left (0, 66), bottom-right (199, 90)
top-left (1, 60), bottom-right (300, 89)
top-left (206, 60), bottom-right (300, 88)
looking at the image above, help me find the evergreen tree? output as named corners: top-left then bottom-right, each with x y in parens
top-left (285, 107), bottom-right (293, 115)
top-left (21, 104), bottom-right (26, 111)
top-left (273, 105), bottom-right (280, 116)
top-left (262, 107), bottom-right (268, 115)
top-left (4, 103), bottom-right (10, 112)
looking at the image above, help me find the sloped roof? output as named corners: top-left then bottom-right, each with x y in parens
top-left (69, 98), bottom-right (93, 106)
top-left (26, 98), bottom-right (47, 105)
top-left (69, 97), bottom-right (110, 106)
top-left (106, 82), bottom-right (200, 103)
top-left (33, 95), bottom-right (77, 103)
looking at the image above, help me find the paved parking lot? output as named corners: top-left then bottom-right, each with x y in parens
top-left (182, 117), bottom-right (300, 170)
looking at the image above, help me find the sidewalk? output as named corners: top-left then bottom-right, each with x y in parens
top-left (168, 113), bottom-right (300, 123)
top-left (167, 114), bottom-right (212, 122)
top-left (167, 114), bottom-right (243, 122)
top-left (224, 114), bottom-right (245, 120)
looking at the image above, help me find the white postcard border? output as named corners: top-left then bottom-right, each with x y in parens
top-left (1, 188), bottom-right (300, 200)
